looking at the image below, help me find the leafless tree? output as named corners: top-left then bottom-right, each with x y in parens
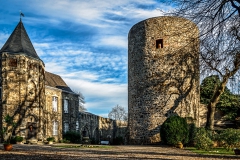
top-left (108, 105), bottom-right (128, 121)
top-left (166, 0), bottom-right (240, 130)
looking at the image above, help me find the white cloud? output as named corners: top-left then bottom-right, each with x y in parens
top-left (45, 62), bottom-right (67, 73)
top-left (98, 35), bottom-right (127, 48)
top-left (22, 0), bottom-right (169, 27)
top-left (63, 71), bottom-right (99, 81)
top-left (64, 77), bottom-right (128, 118)
top-left (0, 0), bottom-right (173, 117)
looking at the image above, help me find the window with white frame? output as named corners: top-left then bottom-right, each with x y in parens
top-left (53, 121), bottom-right (58, 135)
top-left (52, 96), bottom-right (58, 112)
top-left (76, 121), bottom-right (79, 131)
top-left (64, 122), bottom-right (69, 133)
top-left (64, 99), bottom-right (69, 113)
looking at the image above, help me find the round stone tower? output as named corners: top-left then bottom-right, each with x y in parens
top-left (128, 16), bottom-right (200, 144)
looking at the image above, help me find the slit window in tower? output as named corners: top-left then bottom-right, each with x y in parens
top-left (156, 39), bottom-right (163, 49)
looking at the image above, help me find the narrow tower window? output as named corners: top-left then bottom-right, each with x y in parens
top-left (156, 39), bottom-right (163, 48)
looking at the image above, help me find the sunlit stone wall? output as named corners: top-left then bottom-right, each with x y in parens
top-left (0, 53), bottom-right (45, 142)
top-left (128, 16), bottom-right (200, 144)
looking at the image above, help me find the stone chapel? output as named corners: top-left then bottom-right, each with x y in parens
top-left (0, 19), bottom-right (80, 143)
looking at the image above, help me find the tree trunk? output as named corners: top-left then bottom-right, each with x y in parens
top-left (205, 77), bottom-right (228, 130)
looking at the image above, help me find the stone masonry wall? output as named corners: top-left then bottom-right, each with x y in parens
top-left (45, 86), bottom-right (62, 141)
top-left (62, 92), bottom-right (79, 134)
top-left (128, 16), bottom-right (200, 144)
top-left (79, 111), bottom-right (127, 144)
top-left (0, 53), bottom-right (45, 142)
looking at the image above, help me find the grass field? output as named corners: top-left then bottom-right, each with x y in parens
top-left (186, 147), bottom-right (235, 155)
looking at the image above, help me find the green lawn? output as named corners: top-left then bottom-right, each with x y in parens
top-left (186, 147), bottom-right (235, 155)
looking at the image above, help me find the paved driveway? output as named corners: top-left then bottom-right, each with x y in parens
top-left (0, 143), bottom-right (239, 160)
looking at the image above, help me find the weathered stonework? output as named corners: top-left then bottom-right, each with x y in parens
top-left (0, 53), bottom-right (45, 142)
top-left (45, 86), bottom-right (62, 141)
top-left (62, 92), bottom-right (79, 133)
top-left (79, 111), bottom-right (127, 144)
top-left (128, 16), bottom-right (200, 144)
top-left (0, 20), bottom-right (128, 144)
top-left (0, 20), bottom-right (80, 143)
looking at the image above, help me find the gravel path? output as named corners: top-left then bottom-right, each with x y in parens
top-left (0, 143), bottom-right (240, 160)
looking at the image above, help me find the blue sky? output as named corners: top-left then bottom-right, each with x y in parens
top-left (0, 0), bottom-right (173, 117)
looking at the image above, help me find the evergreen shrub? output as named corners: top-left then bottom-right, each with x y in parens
top-left (217, 128), bottom-right (240, 151)
top-left (63, 131), bottom-right (81, 143)
top-left (160, 115), bottom-right (189, 145)
top-left (47, 137), bottom-right (55, 142)
top-left (193, 128), bottom-right (213, 150)
top-left (188, 123), bottom-right (197, 146)
top-left (112, 136), bottom-right (124, 145)
top-left (14, 136), bottom-right (23, 142)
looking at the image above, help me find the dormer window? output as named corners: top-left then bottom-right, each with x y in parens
top-left (156, 39), bottom-right (163, 49)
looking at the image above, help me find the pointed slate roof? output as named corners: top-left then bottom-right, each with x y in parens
top-left (0, 20), bottom-right (41, 60)
top-left (45, 71), bottom-right (75, 93)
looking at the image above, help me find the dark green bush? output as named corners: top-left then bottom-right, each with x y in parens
top-left (15, 136), bottom-right (23, 142)
top-left (90, 138), bottom-right (96, 144)
top-left (160, 115), bottom-right (189, 145)
top-left (217, 128), bottom-right (240, 151)
top-left (188, 123), bottom-right (197, 146)
top-left (112, 136), bottom-right (124, 145)
top-left (63, 131), bottom-right (81, 143)
top-left (59, 138), bottom-right (70, 143)
top-left (47, 137), bottom-right (55, 142)
top-left (193, 128), bottom-right (213, 150)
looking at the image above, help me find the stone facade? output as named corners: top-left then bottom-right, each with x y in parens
top-left (45, 86), bottom-right (62, 141)
top-left (0, 20), bottom-right (79, 143)
top-left (0, 20), bottom-right (127, 144)
top-left (62, 91), bottom-right (79, 133)
top-left (79, 111), bottom-right (127, 144)
top-left (128, 16), bottom-right (200, 144)
top-left (0, 53), bottom-right (45, 142)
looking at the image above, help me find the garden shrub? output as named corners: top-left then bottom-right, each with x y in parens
top-left (91, 138), bottom-right (100, 144)
top-left (47, 137), bottom-right (55, 142)
top-left (193, 128), bottom-right (213, 150)
top-left (63, 131), bottom-right (81, 143)
top-left (112, 136), bottom-right (124, 145)
top-left (217, 128), bottom-right (240, 151)
top-left (160, 115), bottom-right (189, 145)
top-left (59, 138), bottom-right (70, 143)
top-left (188, 123), bottom-right (197, 146)
top-left (14, 136), bottom-right (23, 142)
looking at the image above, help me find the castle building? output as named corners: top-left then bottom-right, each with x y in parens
top-left (128, 16), bottom-right (200, 144)
top-left (0, 19), bottom-right (128, 144)
top-left (0, 19), bottom-right (79, 143)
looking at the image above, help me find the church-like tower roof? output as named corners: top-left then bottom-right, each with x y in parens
top-left (0, 20), bottom-right (41, 60)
